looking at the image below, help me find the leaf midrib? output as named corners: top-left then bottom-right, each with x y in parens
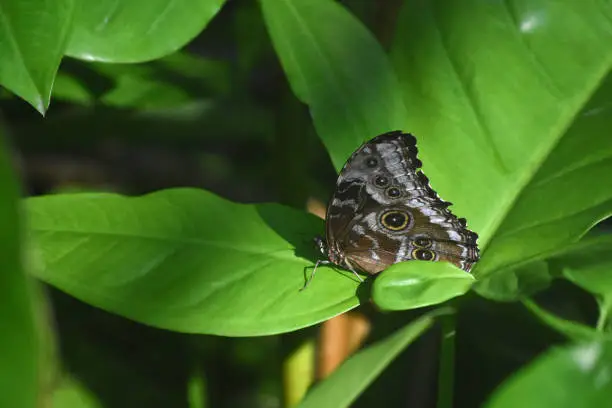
top-left (32, 227), bottom-right (300, 261)
top-left (480, 62), bottom-right (612, 265)
top-left (0, 3), bottom-right (41, 99)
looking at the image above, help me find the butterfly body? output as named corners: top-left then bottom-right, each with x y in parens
top-left (318, 131), bottom-right (479, 278)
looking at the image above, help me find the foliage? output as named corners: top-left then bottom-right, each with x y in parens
top-left (1, 0), bottom-right (612, 407)
top-left (0, 123), bottom-right (39, 408)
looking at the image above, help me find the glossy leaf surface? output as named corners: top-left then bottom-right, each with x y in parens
top-left (27, 189), bottom-right (359, 335)
top-left (391, 0), bottom-right (612, 289)
top-left (67, 0), bottom-right (226, 62)
top-left (0, 0), bottom-right (74, 113)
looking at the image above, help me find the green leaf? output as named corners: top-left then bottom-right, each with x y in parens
top-left (552, 234), bottom-right (612, 298)
top-left (0, 125), bottom-right (39, 406)
top-left (66, 0), bottom-right (226, 63)
top-left (27, 189), bottom-right (360, 336)
top-left (474, 261), bottom-right (553, 301)
top-left (298, 308), bottom-right (452, 408)
top-left (485, 340), bottom-right (612, 408)
top-left (476, 233), bottom-right (612, 325)
top-left (479, 235), bottom-right (612, 336)
top-left (234, 0), bottom-right (270, 77)
top-left (0, 0), bottom-right (74, 113)
top-left (474, 233), bottom-right (612, 301)
top-left (261, 0), bottom-right (612, 303)
top-left (260, 0), bottom-right (406, 171)
top-left (550, 234), bottom-right (612, 330)
top-left (391, 1), bottom-right (612, 285)
top-left (372, 262), bottom-right (474, 311)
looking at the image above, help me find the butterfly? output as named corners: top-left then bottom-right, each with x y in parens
top-left (306, 130), bottom-right (479, 288)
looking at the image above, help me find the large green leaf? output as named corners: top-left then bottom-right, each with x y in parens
top-left (0, 125), bottom-right (39, 406)
top-left (297, 308), bottom-right (451, 408)
top-left (262, 0), bottom-right (612, 303)
top-left (485, 340), bottom-right (612, 407)
top-left (27, 189), bottom-right (359, 336)
top-left (260, 0), bottom-right (406, 171)
top-left (0, 0), bottom-right (74, 113)
top-left (391, 0), bottom-right (612, 284)
top-left (66, 0), bottom-right (226, 63)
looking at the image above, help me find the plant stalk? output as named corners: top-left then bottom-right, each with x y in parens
top-left (596, 298), bottom-right (611, 331)
top-left (437, 313), bottom-right (456, 408)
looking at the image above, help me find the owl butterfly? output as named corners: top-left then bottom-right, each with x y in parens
top-left (307, 130), bottom-right (479, 288)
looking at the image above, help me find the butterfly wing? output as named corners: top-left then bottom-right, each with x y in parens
top-left (325, 130), bottom-right (479, 274)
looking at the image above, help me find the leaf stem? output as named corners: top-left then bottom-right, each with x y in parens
top-left (437, 313), bottom-right (456, 408)
top-left (596, 298), bottom-right (610, 332)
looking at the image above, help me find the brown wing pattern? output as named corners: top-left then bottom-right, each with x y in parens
top-left (324, 130), bottom-right (479, 274)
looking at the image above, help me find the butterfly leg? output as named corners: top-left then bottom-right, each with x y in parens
top-left (346, 263), bottom-right (365, 283)
top-left (301, 259), bottom-right (330, 291)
